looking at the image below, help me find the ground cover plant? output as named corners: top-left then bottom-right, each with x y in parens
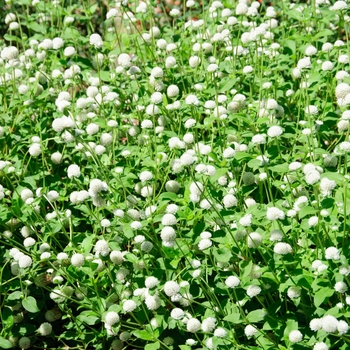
top-left (1, 0), bottom-right (350, 349)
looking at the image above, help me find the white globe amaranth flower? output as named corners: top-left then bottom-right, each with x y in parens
top-left (95, 240), bottom-right (110, 257)
top-left (313, 342), bottom-right (328, 350)
top-left (171, 308), bottom-right (184, 320)
top-left (305, 170), bottom-right (321, 185)
top-left (247, 232), bottom-right (262, 248)
top-left (38, 322), bottom-right (53, 335)
top-left (18, 337), bottom-right (31, 349)
top-left (322, 315), bottom-right (338, 333)
top-left (225, 276), bottom-right (240, 288)
top-left (89, 33), bottom-right (103, 48)
top-left (239, 213), bottom-right (253, 227)
top-left (71, 253), bottom-right (85, 267)
top-left (337, 320), bottom-right (349, 335)
top-left (223, 194), bottom-right (238, 208)
top-left (187, 318), bottom-right (201, 333)
top-left (18, 255), bottom-right (32, 268)
top-left (198, 238), bottom-right (212, 250)
top-left (310, 318), bottom-right (323, 331)
top-left (244, 324), bottom-right (258, 337)
top-left (223, 147), bottom-right (236, 159)
top-left (325, 246), bottom-right (340, 260)
top-left (164, 281), bottom-right (180, 297)
top-left (267, 125), bottom-right (283, 138)
top-left (289, 329), bottom-right (303, 343)
top-left (287, 286), bottom-right (301, 299)
top-left (123, 300), bottom-right (137, 312)
top-left (266, 207), bottom-right (285, 220)
top-left (202, 317), bottom-right (216, 332)
top-left (335, 281), bottom-right (348, 293)
top-left (274, 242), bottom-right (293, 255)
top-left (105, 311), bottom-right (120, 326)
top-left (67, 164), bottom-right (81, 179)
top-left (145, 294), bottom-right (161, 310)
top-left (246, 285), bottom-right (261, 297)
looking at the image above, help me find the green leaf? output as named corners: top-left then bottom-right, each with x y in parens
top-left (213, 247), bottom-right (232, 263)
top-left (209, 167), bottom-right (228, 183)
top-left (219, 78), bottom-right (235, 93)
top-left (77, 311), bottom-right (100, 325)
top-left (314, 288), bottom-right (334, 307)
top-left (0, 337), bottom-right (13, 349)
top-left (145, 342), bottom-right (160, 350)
top-left (133, 330), bottom-right (154, 341)
top-left (298, 206), bottom-right (317, 219)
top-left (27, 22), bottom-right (45, 33)
top-left (22, 296), bottom-right (39, 313)
top-left (99, 71), bottom-right (111, 82)
top-left (124, 253), bottom-right (139, 263)
top-left (3, 34), bottom-right (22, 44)
top-left (223, 313), bottom-right (241, 324)
top-left (8, 291), bottom-right (22, 301)
top-left (246, 309), bottom-right (267, 323)
top-left (269, 164), bottom-right (289, 173)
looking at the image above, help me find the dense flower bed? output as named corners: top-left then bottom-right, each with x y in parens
top-left (1, 0), bottom-right (350, 349)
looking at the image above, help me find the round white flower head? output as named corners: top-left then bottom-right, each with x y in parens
top-left (313, 342), bottom-right (328, 350)
top-left (162, 213), bottom-right (177, 226)
top-left (145, 276), bottom-right (159, 289)
top-left (310, 318), bottom-right (323, 331)
top-left (267, 207), bottom-right (285, 220)
top-left (198, 238), bottom-right (213, 250)
top-left (145, 294), bottom-right (161, 310)
top-left (322, 315), bottom-right (338, 333)
top-left (244, 325), bottom-right (258, 337)
top-left (161, 226), bottom-right (176, 241)
top-left (223, 147), bottom-right (236, 159)
top-left (71, 253), bottom-right (85, 267)
top-left (267, 125), bottom-right (283, 138)
top-left (247, 232), bottom-right (262, 248)
top-left (95, 240), bottom-right (110, 257)
top-left (337, 320), bottom-right (349, 335)
top-left (214, 327), bottom-right (227, 337)
top-left (18, 255), bottom-right (32, 268)
top-left (151, 67), bottom-right (163, 78)
top-left (239, 213), bottom-right (253, 227)
top-left (105, 311), bottom-right (120, 326)
top-left (225, 276), bottom-right (240, 288)
top-left (187, 318), bottom-right (201, 333)
top-left (333, 0), bottom-right (347, 10)
top-left (89, 33), bottom-right (103, 48)
top-left (305, 45), bottom-right (317, 56)
top-left (38, 322), bottom-right (52, 335)
top-left (64, 46), bottom-right (76, 57)
top-left (24, 237), bottom-right (36, 248)
top-left (325, 246), bottom-right (340, 260)
top-left (164, 281), bottom-right (180, 297)
top-left (185, 94), bottom-right (200, 106)
top-left (335, 281), bottom-right (348, 293)
top-left (274, 242), bottom-right (293, 255)
top-left (67, 164), bottom-right (81, 179)
top-left (287, 286), bottom-right (301, 299)
top-left (190, 181), bottom-right (204, 195)
top-left (305, 170), bottom-right (321, 185)
top-left (289, 330), bottom-right (303, 343)
top-left (223, 194), bottom-right (238, 208)
top-left (18, 337), bottom-right (31, 349)
top-left (171, 308), bottom-right (184, 320)
top-left (123, 300), bottom-right (137, 312)
top-left (202, 317), bottom-right (216, 332)
top-left (252, 134), bottom-right (266, 144)
top-left (246, 285), bottom-right (261, 297)
top-left (29, 143), bottom-right (41, 157)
